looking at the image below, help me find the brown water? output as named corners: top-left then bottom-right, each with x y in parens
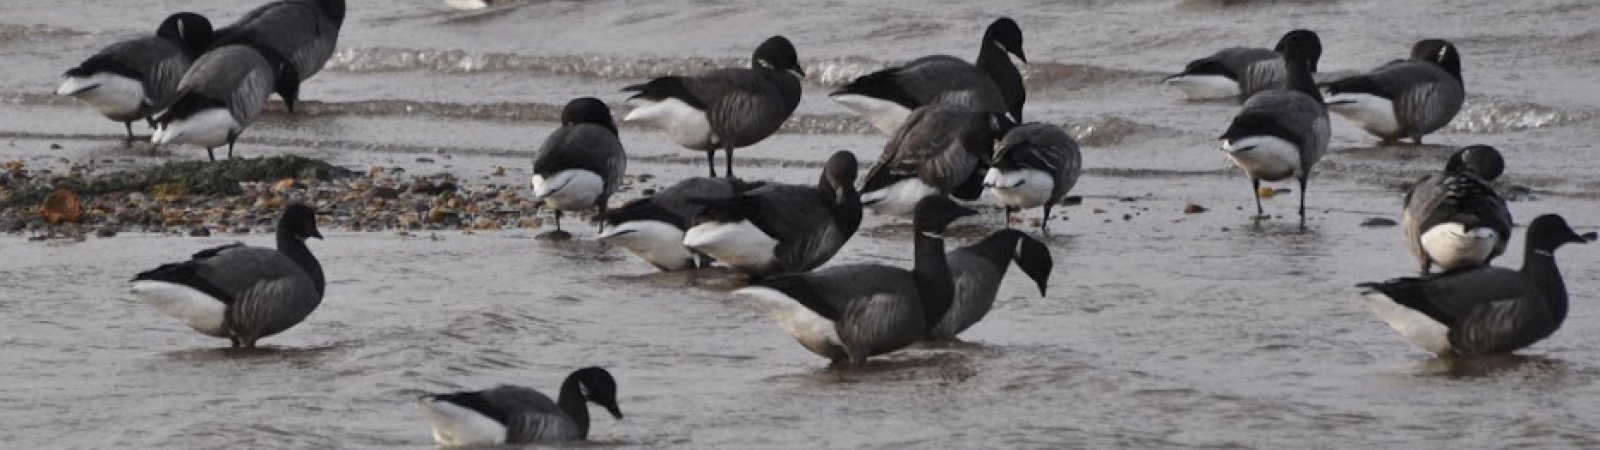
top-left (4, 0), bottom-right (1600, 448)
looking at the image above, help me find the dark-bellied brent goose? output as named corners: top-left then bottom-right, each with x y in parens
top-left (150, 44), bottom-right (279, 160)
top-left (1402, 145), bottom-right (1511, 275)
top-left (734, 196), bottom-right (977, 364)
top-left (596, 177), bottom-right (767, 271)
top-left (1322, 39), bottom-right (1464, 145)
top-left (622, 36), bottom-right (804, 179)
top-left (1217, 30), bottom-right (1328, 225)
top-left (129, 203), bottom-right (324, 348)
top-left (57, 12), bottom-right (213, 145)
top-left (418, 367), bottom-right (622, 447)
top-left (928, 229), bottom-right (1053, 340)
top-left (531, 97), bottom-right (627, 236)
top-left (1164, 29), bottom-right (1322, 102)
top-left (860, 103), bottom-right (1011, 217)
top-left (683, 151), bottom-right (861, 276)
top-left (830, 17), bottom-right (1027, 135)
top-left (211, 0), bottom-right (346, 113)
top-left (1361, 214), bottom-right (1595, 357)
top-left (983, 123), bottom-right (1082, 233)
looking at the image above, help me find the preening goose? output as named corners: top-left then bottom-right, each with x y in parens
top-left (1402, 145), bottom-right (1511, 275)
top-left (57, 12), bottom-right (213, 144)
top-left (928, 229), bottom-right (1053, 340)
top-left (859, 103), bottom-right (1010, 217)
top-left (684, 151), bottom-right (861, 276)
top-left (150, 45), bottom-right (278, 160)
top-left (530, 97), bottom-right (627, 235)
top-left (1217, 30), bottom-right (1329, 225)
top-left (596, 177), bottom-right (766, 271)
top-left (211, 0), bottom-right (346, 113)
top-left (983, 123), bottom-right (1082, 233)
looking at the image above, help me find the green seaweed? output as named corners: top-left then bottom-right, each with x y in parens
top-left (0, 156), bottom-right (354, 210)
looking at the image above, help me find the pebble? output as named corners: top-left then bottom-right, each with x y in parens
top-left (1360, 217), bottom-right (1398, 227)
top-left (1183, 203), bottom-right (1208, 214)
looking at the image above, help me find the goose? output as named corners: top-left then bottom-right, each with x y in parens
top-left (1321, 39), bottom-right (1464, 145)
top-left (1360, 214), bottom-right (1595, 357)
top-left (129, 203), bottom-right (324, 348)
top-left (860, 103), bottom-right (1010, 217)
top-left (830, 17), bottom-right (1027, 135)
top-left (150, 44), bottom-right (278, 160)
top-left (418, 367), bottom-right (622, 447)
top-left (1163, 29), bottom-right (1322, 102)
top-left (982, 123), bottom-right (1082, 233)
top-left (927, 229), bottom-right (1053, 340)
top-left (1217, 30), bottom-right (1329, 225)
top-left (621, 36), bottom-right (803, 179)
top-left (683, 151), bottom-right (861, 276)
top-left (531, 97), bottom-right (627, 235)
top-left (1402, 145), bottom-right (1511, 275)
top-left (212, 0), bottom-right (346, 113)
top-left (734, 196), bottom-right (976, 364)
top-left (596, 177), bottom-right (766, 271)
top-left (56, 12), bottom-right (213, 144)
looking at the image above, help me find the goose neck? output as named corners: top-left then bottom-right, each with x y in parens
top-left (557, 375), bottom-right (592, 439)
top-left (276, 231), bottom-right (325, 296)
top-left (1521, 248), bottom-right (1569, 325)
top-left (913, 230), bottom-right (955, 329)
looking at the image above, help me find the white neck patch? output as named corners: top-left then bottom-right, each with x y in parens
top-left (920, 231), bottom-right (944, 240)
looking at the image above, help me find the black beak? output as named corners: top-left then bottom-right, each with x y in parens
top-left (604, 403), bottom-right (624, 420)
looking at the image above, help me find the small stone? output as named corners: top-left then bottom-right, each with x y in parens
top-left (50, 143), bottom-right (62, 149)
top-left (95, 227), bottom-right (117, 238)
top-left (367, 186), bottom-right (400, 200)
top-left (536, 230), bottom-right (573, 241)
top-left (1092, 208), bottom-right (1106, 214)
top-left (1183, 203), bottom-right (1208, 214)
top-left (1122, 214), bottom-right (1132, 221)
top-left (1060, 196), bottom-right (1083, 206)
top-left (416, 157), bottom-right (436, 164)
top-left (189, 227), bottom-right (211, 237)
top-left (490, 165), bottom-right (506, 176)
top-left (1360, 217), bottom-right (1398, 227)
top-left (641, 188), bottom-right (657, 196)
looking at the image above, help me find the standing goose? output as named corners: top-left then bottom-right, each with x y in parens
top-left (418, 367), bottom-right (623, 447)
top-left (57, 13), bottom-right (214, 144)
top-left (596, 177), bottom-right (766, 271)
top-left (1402, 145), bottom-right (1512, 275)
top-left (1163, 29), bottom-right (1322, 102)
top-left (830, 17), bottom-right (1027, 135)
top-left (129, 204), bottom-right (324, 348)
top-left (212, 0), bottom-right (346, 113)
top-left (734, 196), bottom-right (977, 364)
top-left (531, 97), bottom-right (627, 235)
top-left (927, 229), bottom-right (1053, 340)
top-left (1360, 214), bottom-right (1594, 357)
top-left (982, 123), bottom-right (1082, 233)
top-left (1217, 30), bottom-right (1329, 225)
top-left (683, 151), bottom-right (861, 276)
top-left (150, 45), bottom-right (278, 160)
top-left (621, 36), bottom-right (804, 179)
top-left (859, 103), bottom-right (1009, 217)
top-left (1321, 39), bottom-right (1464, 145)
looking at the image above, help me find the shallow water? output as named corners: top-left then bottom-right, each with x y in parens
top-left (4, 0), bottom-right (1600, 448)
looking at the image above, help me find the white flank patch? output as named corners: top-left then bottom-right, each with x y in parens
top-left (531, 170), bottom-right (604, 211)
top-left (1420, 223), bottom-right (1499, 271)
top-left (683, 220), bottom-right (778, 273)
top-left (152, 109), bottom-right (236, 149)
top-left (735, 286), bottom-right (843, 348)
top-left (417, 397), bottom-right (507, 448)
top-left (829, 93), bottom-right (912, 136)
top-left (57, 73), bottom-right (147, 119)
top-left (129, 280), bottom-right (228, 337)
top-left (1362, 290), bottom-right (1453, 355)
top-left (1164, 74), bottom-right (1240, 100)
top-left (1220, 136), bottom-right (1301, 182)
top-left (622, 98), bottom-right (715, 149)
top-left (860, 179), bottom-right (942, 217)
top-left (598, 220), bottom-right (697, 271)
top-left (1324, 92), bottom-right (1401, 138)
top-left (442, 0), bottom-right (489, 9)
top-left (984, 168), bottom-right (1055, 209)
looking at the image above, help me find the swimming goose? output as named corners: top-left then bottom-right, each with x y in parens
top-left (531, 97), bottom-right (627, 234)
top-left (56, 12), bottom-right (214, 144)
top-left (734, 196), bottom-right (976, 364)
top-left (1322, 39), bottom-right (1464, 145)
top-left (1217, 30), bottom-right (1329, 225)
top-left (596, 177), bottom-right (766, 271)
top-left (1360, 214), bottom-right (1595, 357)
top-left (860, 103), bottom-right (1010, 217)
top-left (129, 204), bottom-right (324, 348)
top-left (212, 0), bottom-right (346, 113)
top-left (683, 151), bottom-right (861, 276)
top-left (831, 17), bottom-right (1027, 135)
top-left (150, 45), bottom-right (278, 160)
top-left (1164, 29), bottom-right (1322, 102)
top-left (927, 229), bottom-right (1053, 340)
top-left (621, 36), bottom-right (804, 179)
top-left (1402, 145), bottom-right (1511, 275)
top-left (982, 123), bottom-right (1082, 233)
top-left (418, 367), bottom-right (622, 447)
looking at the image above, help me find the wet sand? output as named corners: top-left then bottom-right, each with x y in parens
top-left (4, 0), bottom-right (1600, 448)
